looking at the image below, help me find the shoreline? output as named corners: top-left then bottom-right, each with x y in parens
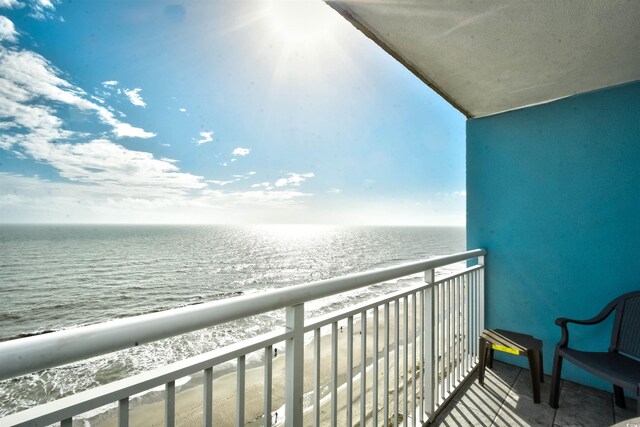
top-left (95, 303), bottom-right (422, 426)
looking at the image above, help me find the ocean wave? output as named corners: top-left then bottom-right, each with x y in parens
top-left (0, 329), bottom-right (57, 342)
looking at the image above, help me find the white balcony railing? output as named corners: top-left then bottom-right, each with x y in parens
top-left (0, 249), bottom-right (485, 427)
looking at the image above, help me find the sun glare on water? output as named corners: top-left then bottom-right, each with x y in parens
top-left (254, 224), bottom-right (339, 241)
top-left (265, 0), bottom-right (339, 46)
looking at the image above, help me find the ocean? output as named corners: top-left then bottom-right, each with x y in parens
top-left (0, 224), bottom-right (465, 418)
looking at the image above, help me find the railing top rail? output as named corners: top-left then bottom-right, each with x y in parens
top-left (0, 249), bottom-right (485, 381)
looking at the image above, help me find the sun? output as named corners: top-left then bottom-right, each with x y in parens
top-left (265, 0), bottom-right (339, 46)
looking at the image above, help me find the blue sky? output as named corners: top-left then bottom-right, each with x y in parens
top-left (0, 0), bottom-right (465, 225)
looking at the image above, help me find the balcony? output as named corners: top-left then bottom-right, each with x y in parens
top-left (2, 251), bottom-right (639, 427)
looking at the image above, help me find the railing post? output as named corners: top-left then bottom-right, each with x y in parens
top-left (423, 269), bottom-right (435, 418)
top-left (285, 304), bottom-right (304, 427)
top-left (478, 256), bottom-right (485, 334)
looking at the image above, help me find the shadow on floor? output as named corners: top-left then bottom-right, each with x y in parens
top-left (431, 361), bottom-right (638, 427)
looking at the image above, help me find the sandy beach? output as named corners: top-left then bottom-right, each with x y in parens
top-left (96, 301), bottom-right (425, 427)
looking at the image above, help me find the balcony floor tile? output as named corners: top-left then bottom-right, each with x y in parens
top-left (431, 361), bottom-right (638, 427)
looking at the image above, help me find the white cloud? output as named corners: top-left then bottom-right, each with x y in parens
top-left (274, 172), bottom-right (315, 187)
top-left (94, 107), bottom-right (155, 138)
top-left (29, 0), bottom-right (58, 20)
top-left (0, 16), bottom-right (17, 42)
top-left (247, 171), bottom-right (256, 175)
top-left (0, 48), bottom-right (155, 140)
top-left (0, 0), bottom-right (20, 8)
top-left (207, 179), bottom-right (239, 186)
top-left (201, 188), bottom-right (311, 207)
top-left (436, 190), bottom-right (467, 199)
top-left (195, 131), bottom-right (213, 145)
top-left (20, 138), bottom-right (205, 194)
top-left (123, 88), bottom-right (146, 107)
top-left (232, 147), bottom-right (250, 156)
top-left (0, 173), bottom-right (313, 223)
top-left (102, 80), bottom-right (118, 87)
top-left (0, 45), bottom-right (196, 211)
top-left (327, 188), bottom-right (341, 194)
top-left (251, 182), bottom-right (273, 190)
top-left (179, 108), bottom-right (187, 113)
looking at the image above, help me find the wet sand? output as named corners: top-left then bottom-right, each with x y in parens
top-left (97, 303), bottom-right (424, 426)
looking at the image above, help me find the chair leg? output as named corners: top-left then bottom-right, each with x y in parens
top-left (539, 351), bottom-right (544, 383)
top-left (613, 385), bottom-right (626, 409)
top-left (478, 337), bottom-right (487, 386)
top-left (549, 348), bottom-right (563, 408)
top-left (487, 347), bottom-right (495, 369)
top-left (527, 349), bottom-right (541, 403)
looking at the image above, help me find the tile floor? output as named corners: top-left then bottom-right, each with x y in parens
top-left (431, 361), bottom-right (638, 427)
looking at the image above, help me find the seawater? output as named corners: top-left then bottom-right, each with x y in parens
top-left (0, 224), bottom-right (465, 417)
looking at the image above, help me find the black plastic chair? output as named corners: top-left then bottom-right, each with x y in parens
top-left (549, 290), bottom-right (640, 414)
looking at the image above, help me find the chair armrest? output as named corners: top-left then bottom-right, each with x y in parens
top-left (554, 301), bottom-right (618, 348)
top-left (555, 316), bottom-right (604, 327)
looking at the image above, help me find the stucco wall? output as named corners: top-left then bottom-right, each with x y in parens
top-left (467, 81), bottom-right (640, 389)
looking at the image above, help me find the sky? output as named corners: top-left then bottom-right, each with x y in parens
top-left (0, 0), bottom-right (466, 225)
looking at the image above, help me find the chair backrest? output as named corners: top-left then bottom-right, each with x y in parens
top-left (613, 292), bottom-right (640, 358)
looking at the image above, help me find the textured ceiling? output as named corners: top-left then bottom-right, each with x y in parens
top-left (327, 0), bottom-right (640, 118)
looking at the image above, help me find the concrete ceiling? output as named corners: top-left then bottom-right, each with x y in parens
top-left (327, 0), bottom-right (640, 118)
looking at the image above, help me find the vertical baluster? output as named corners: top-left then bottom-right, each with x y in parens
top-left (464, 274), bottom-right (469, 374)
top-left (449, 279), bottom-right (455, 392)
top-left (166, 380), bottom-right (175, 427)
top-left (360, 310), bottom-right (367, 427)
top-left (470, 271), bottom-right (476, 361)
top-left (463, 274), bottom-right (468, 375)
top-left (347, 316), bottom-right (354, 426)
top-left (450, 278), bottom-right (454, 389)
top-left (449, 279), bottom-right (457, 394)
top-left (443, 280), bottom-right (451, 398)
top-left (332, 322), bottom-right (338, 427)
top-left (438, 282), bottom-right (447, 402)
top-left (373, 306), bottom-right (379, 427)
top-left (424, 270), bottom-right (435, 419)
top-left (412, 293), bottom-right (417, 424)
top-left (204, 367), bottom-right (213, 427)
top-left (419, 289), bottom-right (425, 419)
top-left (442, 280), bottom-right (451, 399)
top-left (479, 256), bottom-right (485, 337)
top-left (459, 276), bottom-right (464, 380)
top-left (237, 355), bottom-right (246, 427)
top-left (314, 329), bottom-right (321, 427)
top-left (119, 397), bottom-right (129, 427)
top-left (394, 300), bottom-right (399, 427)
top-left (474, 269), bottom-right (479, 360)
top-left (403, 296), bottom-right (408, 425)
top-left (456, 276), bottom-right (463, 384)
top-left (434, 283), bottom-right (439, 406)
top-left (264, 347), bottom-right (272, 427)
top-left (61, 418), bottom-right (72, 427)
top-left (285, 304), bottom-right (304, 427)
top-left (384, 302), bottom-right (390, 427)
top-left (449, 277), bottom-right (458, 393)
top-left (456, 276), bottom-right (461, 384)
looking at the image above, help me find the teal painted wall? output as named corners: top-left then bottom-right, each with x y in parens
top-left (467, 81), bottom-right (640, 390)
